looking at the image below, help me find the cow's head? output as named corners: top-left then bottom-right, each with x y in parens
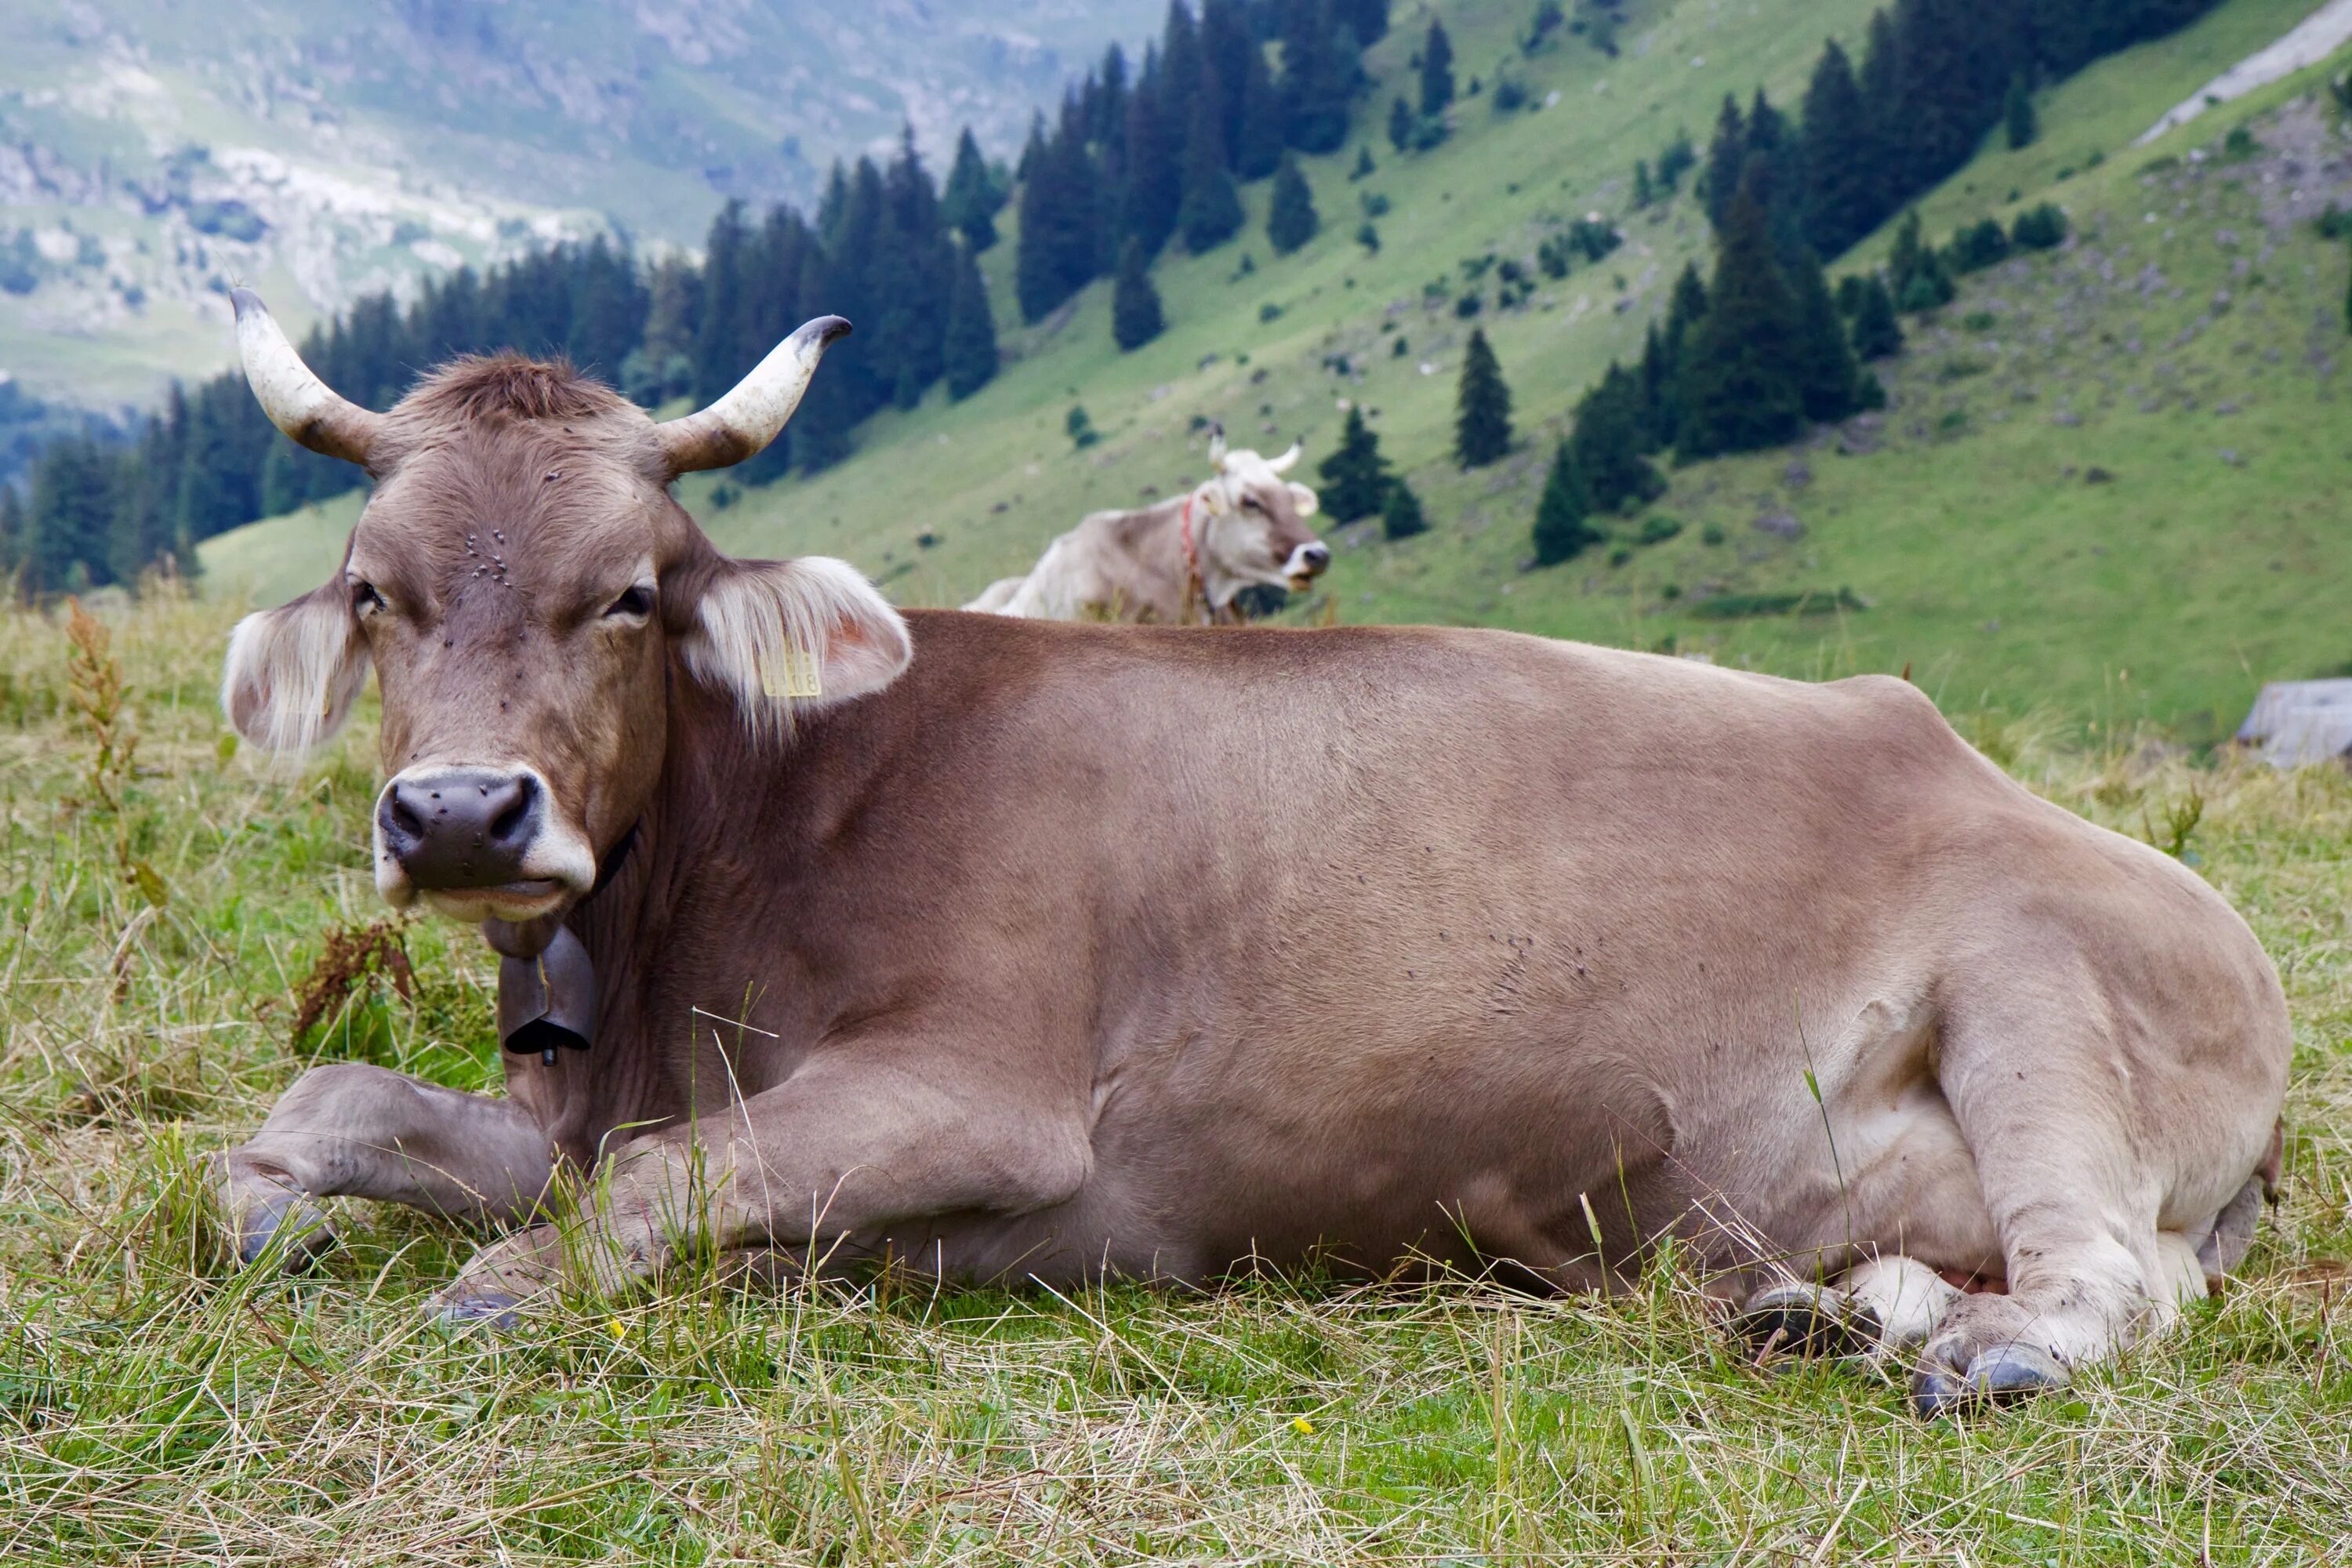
top-left (219, 290), bottom-right (909, 927)
top-left (1191, 429), bottom-right (1330, 607)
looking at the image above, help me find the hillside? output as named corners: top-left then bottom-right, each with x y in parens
top-left (0, 0), bottom-right (1160, 403)
top-left (201, 0), bottom-right (2352, 732)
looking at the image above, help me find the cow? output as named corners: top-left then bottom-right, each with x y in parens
top-left (964, 433), bottom-right (1330, 622)
top-left (211, 289), bottom-right (2288, 1417)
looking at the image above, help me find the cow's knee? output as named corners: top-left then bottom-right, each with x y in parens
top-left (213, 1149), bottom-right (338, 1269)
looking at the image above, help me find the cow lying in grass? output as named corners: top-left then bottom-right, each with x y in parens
top-left (212, 292), bottom-right (2287, 1417)
top-left (965, 433), bottom-right (1330, 622)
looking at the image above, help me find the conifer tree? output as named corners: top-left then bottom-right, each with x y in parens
top-left (1179, 90), bottom-right (1246, 252)
top-left (1675, 173), bottom-right (1806, 459)
top-left (691, 198), bottom-right (751, 405)
top-left (1632, 160), bottom-right (1656, 209)
top-left (1531, 441), bottom-right (1600, 565)
top-left (942, 127), bottom-right (1006, 251)
top-left (942, 240), bottom-right (1000, 398)
top-left (1352, 144), bottom-right (1376, 180)
top-left (1233, 39), bottom-right (1287, 178)
top-left (1381, 474), bottom-right (1428, 539)
top-left (1849, 272), bottom-right (1904, 360)
top-left (1787, 247), bottom-right (1860, 423)
top-left (1700, 94), bottom-right (1747, 231)
top-left (1454, 327), bottom-right (1513, 467)
top-left (1122, 65), bottom-right (1183, 256)
top-left (1570, 363), bottom-right (1666, 513)
top-left (2004, 74), bottom-right (2038, 149)
top-left (1798, 40), bottom-right (1878, 259)
top-left (1267, 155), bottom-right (1319, 253)
top-left (1419, 19), bottom-right (1455, 116)
top-left (1111, 237), bottom-right (1167, 350)
top-left (1280, 0), bottom-right (1354, 154)
top-left (1388, 95), bottom-right (1414, 151)
top-left (1316, 405), bottom-right (1392, 521)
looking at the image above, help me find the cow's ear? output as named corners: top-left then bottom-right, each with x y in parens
top-left (1196, 479), bottom-right (1232, 517)
top-left (1287, 483), bottom-right (1320, 517)
top-left (221, 575), bottom-right (370, 753)
top-left (681, 555), bottom-right (912, 731)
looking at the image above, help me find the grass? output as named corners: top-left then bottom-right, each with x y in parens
top-left (2, 586), bottom-right (2349, 1563)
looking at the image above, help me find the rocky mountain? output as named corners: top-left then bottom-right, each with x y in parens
top-left (0, 0), bottom-right (1160, 403)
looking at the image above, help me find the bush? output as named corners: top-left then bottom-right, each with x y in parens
top-left (1690, 586), bottom-right (1867, 619)
top-left (1947, 217), bottom-right (2010, 274)
top-left (1606, 544), bottom-right (1632, 566)
top-left (1962, 310), bottom-right (1998, 332)
top-left (1700, 522), bottom-right (1726, 546)
top-left (2011, 204), bottom-right (2067, 251)
top-left (1454, 292), bottom-right (1483, 318)
top-left (1493, 78), bottom-right (1530, 114)
top-left (1637, 514), bottom-right (1682, 545)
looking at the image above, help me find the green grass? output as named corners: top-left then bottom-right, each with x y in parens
top-left (206, 0), bottom-right (2352, 735)
top-left (2, 590), bottom-right (2348, 1561)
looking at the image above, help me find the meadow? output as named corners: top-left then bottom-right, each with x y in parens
top-left (0, 590), bottom-right (2347, 1563)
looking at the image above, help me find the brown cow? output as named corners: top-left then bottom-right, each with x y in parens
top-left (212, 291), bottom-right (2288, 1417)
top-left (964, 434), bottom-right (1329, 622)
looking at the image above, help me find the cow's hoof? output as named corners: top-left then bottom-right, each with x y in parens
top-left (430, 1290), bottom-right (524, 1332)
top-left (1908, 1341), bottom-right (2069, 1417)
top-left (215, 1157), bottom-right (337, 1272)
top-left (1734, 1283), bottom-right (1881, 1359)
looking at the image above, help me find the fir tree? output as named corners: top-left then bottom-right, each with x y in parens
top-left (1798, 40), bottom-right (1878, 259)
top-left (1700, 94), bottom-right (1747, 231)
top-left (1453, 327), bottom-right (1513, 467)
top-left (1122, 65), bottom-right (1184, 256)
top-left (1266, 155), bottom-right (1319, 253)
top-left (691, 198), bottom-right (751, 405)
top-left (1179, 89), bottom-right (1246, 252)
top-left (1885, 208), bottom-right (1955, 310)
top-left (1632, 159), bottom-right (1656, 209)
top-left (1232, 38), bottom-right (1287, 178)
top-left (1111, 237), bottom-right (1167, 350)
top-left (942, 127), bottom-right (1006, 250)
top-left (1570, 363), bottom-right (1666, 513)
top-left (1849, 273), bottom-right (1904, 360)
top-left (30, 435), bottom-right (118, 593)
top-left (1531, 441), bottom-right (1601, 564)
top-left (1381, 474), bottom-right (1428, 539)
top-left (1675, 172), bottom-right (1806, 459)
top-left (1316, 405), bottom-right (1392, 521)
top-left (1788, 246), bottom-right (1860, 422)
top-left (1352, 144), bottom-right (1377, 180)
top-left (1388, 95), bottom-right (1415, 152)
top-left (1419, 19), bottom-right (1455, 116)
top-left (1279, 0), bottom-right (1354, 154)
top-left (2004, 73), bottom-right (2038, 149)
top-left (942, 241), bottom-right (1000, 398)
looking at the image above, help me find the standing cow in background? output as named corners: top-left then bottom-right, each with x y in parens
top-left (967, 430), bottom-right (1330, 622)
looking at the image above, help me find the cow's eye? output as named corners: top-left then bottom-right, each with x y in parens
top-left (350, 580), bottom-right (387, 616)
top-left (1240, 495), bottom-right (1262, 511)
top-left (604, 584), bottom-right (655, 620)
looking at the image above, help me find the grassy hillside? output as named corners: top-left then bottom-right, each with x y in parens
top-left (201, 0), bottom-right (2352, 731)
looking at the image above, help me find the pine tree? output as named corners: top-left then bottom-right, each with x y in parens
top-left (942, 127), bottom-right (1005, 250)
top-left (1798, 40), bottom-right (1878, 259)
top-left (1531, 441), bottom-right (1601, 565)
top-left (943, 240), bottom-right (1000, 398)
top-left (1381, 474), bottom-right (1428, 539)
top-left (1885, 208), bottom-right (1954, 310)
top-left (1700, 94), bottom-right (1747, 231)
top-left (1122, 64), bottom-right (1184, 256)
top-left (1570, 363), bottom-right (1666, 513)
top-left (1111, 237), bottom-right (1166, 350)
top-left (1179, 89), bottom-right (1245, 253)
top-left (1266, 155), bottom-right (1319, 253)
top-left (1279, 0), bottom-right (1353, 154)
top-left (1632, 159), bottom-right (1656, 209)
top-left (1788, 246), bottom-right (1860, 422)
top-left (1352, 144), bottom-right (1376, 180)
top-left (1849, 272), bottom-right (1905, 359)
top-left (2004, 74), bottom-right (2038, 148)
top-left (1232, 38), bottom-right (1287, 178)
top-left (1675, 172), bottom-right (1806, 459)
top-left (1454, 328), bottom-right (1513, 467)
top-left (1316, 405), bottom-right (1392, 521)
top-left (691, 198), bottom-right (751, 405)
top-left (1419, 19), bottom-right (1455, 116)
top-left (1388, 95), bottom-right (1414, 151)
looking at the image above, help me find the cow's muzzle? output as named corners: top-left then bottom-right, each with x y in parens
top-left (1284, 542), bottom-right (1332, 589)
top-left (374, 765), bottom-right (588, 919)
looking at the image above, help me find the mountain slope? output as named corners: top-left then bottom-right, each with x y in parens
top-left (201, 0), bottom-right (2352, 731)
top-left (0, 0), bottom-right (1160, 402)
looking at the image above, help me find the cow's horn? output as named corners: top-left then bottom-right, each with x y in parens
top-left (230, 289), bottom-right (383, 467)
top-left (1207, 423), bottom-right (1229, 471)
top-left (657, 316), bottom-right (851, 474)
top-left (1266, 440), bottom-right (1303, 474)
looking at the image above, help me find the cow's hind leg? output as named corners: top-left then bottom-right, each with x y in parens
top-left (1736, 1255), bottom-right (1963, 1360)
top-left (216, 1062), bottom-right (554, 1268)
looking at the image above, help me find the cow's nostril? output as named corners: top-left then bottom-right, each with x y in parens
top-left (488, 774), bottom-right (538, 846)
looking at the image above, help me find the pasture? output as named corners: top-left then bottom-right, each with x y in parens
top-left (0, 590), bottom-right (2346, 1563)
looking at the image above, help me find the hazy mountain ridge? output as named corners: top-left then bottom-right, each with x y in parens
top-left (0, 0), bottom-right (1159, 402)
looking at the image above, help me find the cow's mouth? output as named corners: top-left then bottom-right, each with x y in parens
top-left (418, 879), bottom-right (572, 923)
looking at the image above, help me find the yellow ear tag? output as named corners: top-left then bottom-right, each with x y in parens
top-left (760, 640), bottom-right (824, 700)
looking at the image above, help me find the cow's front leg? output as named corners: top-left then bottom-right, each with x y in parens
top-left (431, 1053), bottom-right (1091, 1322)
top-left (216, 1062), bottom-right (557, 1268)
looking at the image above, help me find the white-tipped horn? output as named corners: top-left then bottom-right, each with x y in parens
top-left (1207, 423), bottom-right (1229, 471)
top-left (230, 289), bottom-right (382, 467)
top-left (658, 316), bottom-right (851, 474)
top-left (1265, 440), bottom-right (1303, 474)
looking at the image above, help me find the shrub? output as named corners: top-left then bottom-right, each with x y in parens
top-left (1700, 522), bottom-right (1726, 546)
top-left (1638, 514), bottom-right (1683, 545)
top-left (2011, 204), bottom-right (2067, 250)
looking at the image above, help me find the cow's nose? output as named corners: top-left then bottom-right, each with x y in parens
top-left (377, 768), bottom-right (545, 889)
top-left (1299, 543), bottom-right (1331, 575)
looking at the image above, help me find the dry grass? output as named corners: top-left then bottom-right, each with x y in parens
top-left (1, 591), bottom-right (2347, 1563)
